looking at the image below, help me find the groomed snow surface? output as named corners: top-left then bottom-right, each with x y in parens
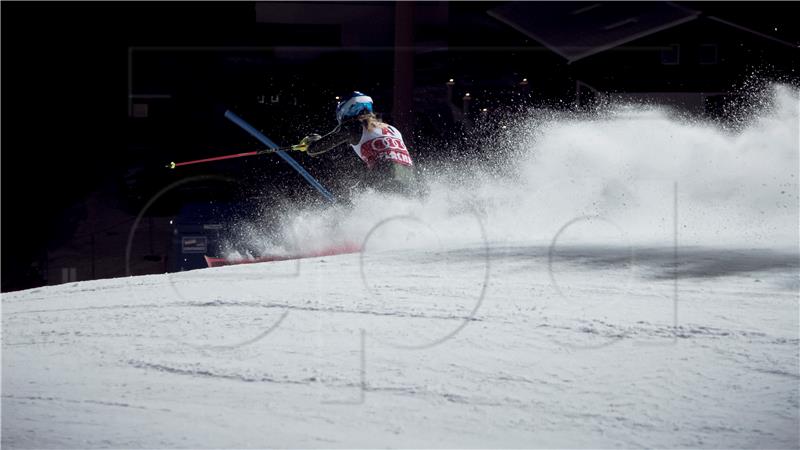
top-left (4, 85), bottom-right (799, 448)
top-left (3, 245), bottom-right (799, 448)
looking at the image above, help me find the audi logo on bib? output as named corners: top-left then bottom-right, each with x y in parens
top-left (360, 136), bottom-right (414, 168)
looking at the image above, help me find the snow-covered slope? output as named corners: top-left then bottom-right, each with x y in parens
top-left (3, 245), bottom-right (798, 448)
top-left (4, 84), bottom-right (798, 448)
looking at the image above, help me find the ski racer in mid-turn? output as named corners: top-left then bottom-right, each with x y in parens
top-left (295, 91), bottom-right (417, 196)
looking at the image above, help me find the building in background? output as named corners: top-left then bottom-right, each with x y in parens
top-left (2, 1), bottom-right (797, 290)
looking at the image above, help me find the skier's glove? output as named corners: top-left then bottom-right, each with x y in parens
top-left (292, 134), bottom-right (322, 152)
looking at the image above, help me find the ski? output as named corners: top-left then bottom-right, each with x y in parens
top-left (204, 243), bottom-right (362, 268)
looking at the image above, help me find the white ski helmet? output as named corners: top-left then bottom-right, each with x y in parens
top-left (336, 91), bottom-right (373, 124)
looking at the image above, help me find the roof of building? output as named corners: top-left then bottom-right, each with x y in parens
top-left (488, 2), bottom-right (701, 63)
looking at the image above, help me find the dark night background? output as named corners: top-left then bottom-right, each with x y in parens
top-left (2, 1), bottom-right (798, 291)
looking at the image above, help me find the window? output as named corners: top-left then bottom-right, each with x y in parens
top-left (61, 267), bottom-right (77, 283)
top-left (131, 103), bottom-right (149, 118)
top-left (661, 44), bottom-right (680, 65)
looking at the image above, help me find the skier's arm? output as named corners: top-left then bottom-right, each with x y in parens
top-left (306, 120), bottom-right (362, 157)
top-left (306, 126), bottom-right (348, 157)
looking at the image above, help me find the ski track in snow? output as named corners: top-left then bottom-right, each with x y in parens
top-left (2, 246), bottom-right (799, 448)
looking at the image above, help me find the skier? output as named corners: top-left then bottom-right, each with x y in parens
top-left (295, 91), bottom-right (417, 196)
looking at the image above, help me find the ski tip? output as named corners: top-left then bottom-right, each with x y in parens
top-left (204, 255), bottom-right (230, 268)
top-left (203, 255), bottom-right (215, 268)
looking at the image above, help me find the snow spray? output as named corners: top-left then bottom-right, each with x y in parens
top-left (225, 84), bottom-right (799, 257)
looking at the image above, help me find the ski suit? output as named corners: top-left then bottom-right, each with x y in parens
top-left (307, 118), bottom-right (416, 196)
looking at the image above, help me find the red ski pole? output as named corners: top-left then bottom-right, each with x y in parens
top-left (166, 146), bottom-right (294, 169)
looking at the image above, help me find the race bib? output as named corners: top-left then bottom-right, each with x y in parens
top-left (360, 136), bottom-right (414, 167)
